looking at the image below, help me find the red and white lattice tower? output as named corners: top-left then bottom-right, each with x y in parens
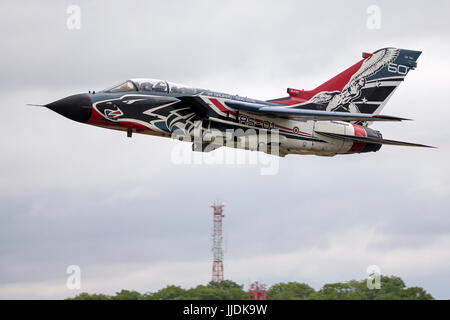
top-left (249, 281), bottom-right (267, 300)
top-left (211, 202), bottom-right (225, 282)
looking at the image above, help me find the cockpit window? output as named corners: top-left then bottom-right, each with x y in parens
top-left (105, 81), bottom-right (137, 93)
top-left (136, 79), bottom-right (168, 93)
top-left (139, 82), bottom-right (154, 92)
top-left (168, 82), bottom-right (197, 94)
top-left (130, 78), bottom-right (200, 95)
top-left (153, 81), bottom-right (168, 93)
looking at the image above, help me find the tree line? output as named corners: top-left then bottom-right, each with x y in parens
top-left (67, 276), bottom-right (433, 300)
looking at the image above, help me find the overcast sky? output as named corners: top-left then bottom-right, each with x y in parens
top-left (1, 0), bottom-right (449, 299)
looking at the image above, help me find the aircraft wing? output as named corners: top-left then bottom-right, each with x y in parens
top-left (315, 131), bottom-right (435, 148)
top-left (224, 100), bottom-right (408, 122)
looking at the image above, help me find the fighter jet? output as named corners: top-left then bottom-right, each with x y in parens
top-left (32, 47), bottom-right (433, 157)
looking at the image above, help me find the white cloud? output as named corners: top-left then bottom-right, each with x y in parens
top-left (1, 226), bottom-right (448, 299)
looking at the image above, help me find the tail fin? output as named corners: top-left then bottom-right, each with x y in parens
top-left (269, 48), bottom-right (421, 115)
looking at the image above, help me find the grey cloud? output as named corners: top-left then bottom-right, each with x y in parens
top-left (0, 0), bottom-right (450, 299)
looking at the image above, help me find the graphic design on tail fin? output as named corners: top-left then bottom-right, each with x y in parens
top-left (269, 48), bottom-right (421, 115)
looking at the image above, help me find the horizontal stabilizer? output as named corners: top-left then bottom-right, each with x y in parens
top-left (225, 100), bottom-right (408, 122)
top-left (316, 131), bottom-right (435, 148)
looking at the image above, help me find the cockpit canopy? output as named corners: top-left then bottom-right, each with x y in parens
top-left (102, 78), bottom-right (200, 95)
top-left (104, 80), bottom-right (137, 93)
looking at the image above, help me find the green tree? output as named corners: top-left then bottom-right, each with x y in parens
top-left (207, 280), bottom-right (243, 290)
top-left (183, 281), bottom-right (247, 300)
top-left (401, 287), bottom-right (433, 300)
top-left (308, 282), bottom-right (355, 300)
top-left (111, 289), bottom-right (142, 300)
top-left (66, 275), bottom-right (433, 300)
top-left (267, 282), bottom-right (315, 300)
top-left (307, 276), bottom-right (433, 300)
top-left (147, 285), bottom-right (186, 300)
top-left (68, 292), bottom-right (111, 300)
top-left (184, 285), bottom-right (223, 300)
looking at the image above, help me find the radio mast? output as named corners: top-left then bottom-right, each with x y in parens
top-left (211, 202), bottom-right (225, 282)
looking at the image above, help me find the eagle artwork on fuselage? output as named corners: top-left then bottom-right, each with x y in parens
top-left (32, 48), bottom-right (434, 157)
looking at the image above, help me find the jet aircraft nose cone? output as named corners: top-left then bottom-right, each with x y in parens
top-left (46, 93), bottom-right (92, 123)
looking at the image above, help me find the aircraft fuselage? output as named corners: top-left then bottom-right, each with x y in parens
top-left (46, 87), bottom-right (380, 157)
